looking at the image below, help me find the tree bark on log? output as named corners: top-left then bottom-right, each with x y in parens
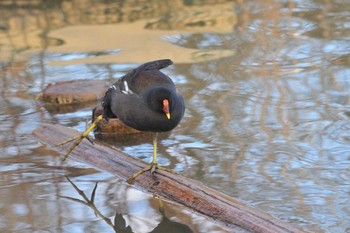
top-left (32, 124), bottom-right (307, 233)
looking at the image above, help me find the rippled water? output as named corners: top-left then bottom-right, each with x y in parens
top-left (1, 0), bottom-right (350, 232)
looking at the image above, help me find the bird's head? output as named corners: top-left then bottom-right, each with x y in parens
top-left (147, 87), bottom-right (175, 120)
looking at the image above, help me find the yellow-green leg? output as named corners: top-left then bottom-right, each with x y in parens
top-left (127, 133), bottom-right (172, 184)
top-left (57, 115), bottom-right (103, 161)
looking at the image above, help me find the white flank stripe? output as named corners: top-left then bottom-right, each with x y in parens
top-left (122, 81), bottom-right (133, 94)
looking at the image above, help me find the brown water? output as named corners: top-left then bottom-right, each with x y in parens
top-left (1, 0), bottom-right (350, 232)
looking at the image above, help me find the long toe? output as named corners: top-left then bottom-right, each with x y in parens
top-left (127, 163), bottom-right (174, 184)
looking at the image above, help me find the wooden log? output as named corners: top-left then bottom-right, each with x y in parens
top-left (32, 124), bottom-right (307, 233)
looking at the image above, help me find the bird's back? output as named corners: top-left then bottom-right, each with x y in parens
top-left (121, 59), bottom-right (175, 95)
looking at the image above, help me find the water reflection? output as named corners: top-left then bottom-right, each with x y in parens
top-left (61, 177), bottom-right (193, 233)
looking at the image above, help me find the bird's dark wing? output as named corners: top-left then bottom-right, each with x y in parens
top-left (121, 59), bottom-right (175, 94)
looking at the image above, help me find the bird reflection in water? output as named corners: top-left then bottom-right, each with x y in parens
top-left (60, 176), bottom-right (193, 233)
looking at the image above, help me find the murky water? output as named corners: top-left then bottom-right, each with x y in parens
top-left (1, 0), bottom-right (350, 232)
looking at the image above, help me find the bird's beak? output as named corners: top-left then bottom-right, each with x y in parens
top-left (163, 99), bottom-right (171, 119)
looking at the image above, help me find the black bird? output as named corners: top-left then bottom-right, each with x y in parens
top-left (58, 59), bottom-right (185, 182)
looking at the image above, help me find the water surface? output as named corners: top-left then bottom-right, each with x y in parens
top-left (1, 0), bottom-right (350, 232)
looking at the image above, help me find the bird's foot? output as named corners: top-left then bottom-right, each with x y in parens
top-left (56, 115), bottom-right (103, 161)
top-left (56, 134), bottom-right (94, 161)
top-left (127, 163), bottom-right (172, 184)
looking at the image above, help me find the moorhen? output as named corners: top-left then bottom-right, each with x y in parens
top-left (58, 59), bottom-right (185, 182)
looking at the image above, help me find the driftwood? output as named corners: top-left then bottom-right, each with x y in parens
top-left (32, 124), bottom-right (307, 233)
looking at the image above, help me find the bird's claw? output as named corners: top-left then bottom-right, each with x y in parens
top-left (85, 136), bottom-right (94, 145)
top-left (127, 163), bottom-right (173, 184)
top-left (58, 134), bottom-right (95, 161)
top-left (150, 164), bottom-right (157, 175)
top-left (56, 115), bottom-right (103, 161)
